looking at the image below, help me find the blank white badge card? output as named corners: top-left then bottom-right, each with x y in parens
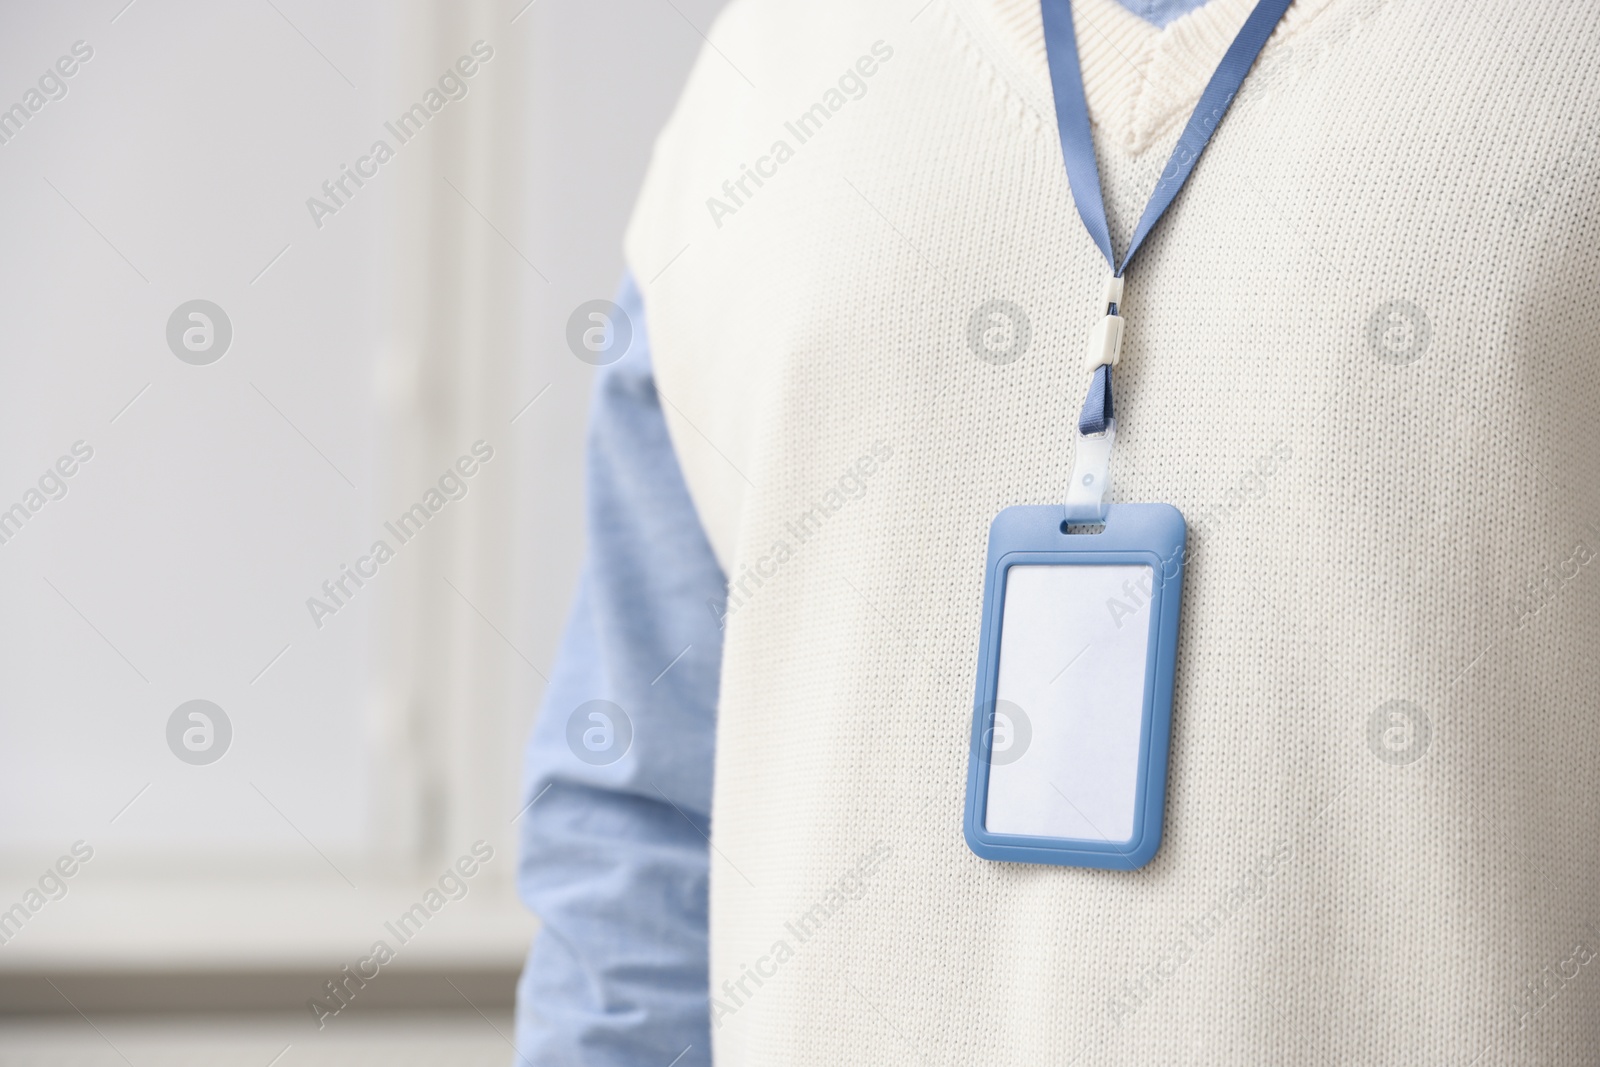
top-left (984, 563), bottom-right (1154, 846)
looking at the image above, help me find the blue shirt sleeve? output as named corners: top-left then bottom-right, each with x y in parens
top-left (514, 272), bottom-right (725, 1067)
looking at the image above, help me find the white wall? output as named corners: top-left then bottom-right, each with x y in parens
top-left (0, 0), bottom-right (724, 974)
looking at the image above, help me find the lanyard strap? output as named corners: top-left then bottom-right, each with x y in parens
top-left (1041, 0), bottom-right (1292, 434)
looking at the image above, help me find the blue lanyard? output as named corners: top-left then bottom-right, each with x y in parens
top-left (1041, 0), bottom-right (1293, 434)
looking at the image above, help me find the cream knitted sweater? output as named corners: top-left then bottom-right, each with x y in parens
top-left (626, 0), bottom-right (1600, 1061)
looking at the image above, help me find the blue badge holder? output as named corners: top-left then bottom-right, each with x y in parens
top-left (963, 503), bottom-right (1186, 869)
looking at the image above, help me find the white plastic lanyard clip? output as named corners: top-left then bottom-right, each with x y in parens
top-left (1064, 275), bottom-right (1124, 524)
top-left (1083, 275), bottom-right (1125, 374)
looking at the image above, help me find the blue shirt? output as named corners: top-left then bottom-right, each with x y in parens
top-left (515, 274), bottom-right (725, 1066)
top-left (517, 6), bottom-right (1218, 1061)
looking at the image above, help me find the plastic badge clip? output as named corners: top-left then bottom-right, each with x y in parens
top-left (1083, 314), bottom-right (1124, 372)
top-left (1084, 275), bottom-right (1126, 373)
top-left (1063, 419), bottom-right (1115, 524)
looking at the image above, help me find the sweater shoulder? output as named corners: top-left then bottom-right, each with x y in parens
top-left (624, 0), bottom-right (896, 272)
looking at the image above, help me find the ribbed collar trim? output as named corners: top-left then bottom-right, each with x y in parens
top-left (960, 0), bottom-right (1334, 154)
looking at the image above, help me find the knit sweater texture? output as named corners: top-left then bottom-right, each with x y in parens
top-left (626, 0), bottom-right (1600, 1061)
